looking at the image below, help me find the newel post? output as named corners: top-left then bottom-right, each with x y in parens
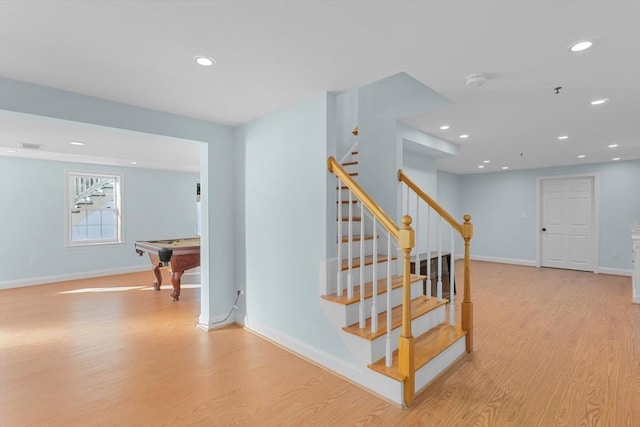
top-left (461, 214), bottom-right (474, 353)
top-left (398, 215), bottom-right (415, 406)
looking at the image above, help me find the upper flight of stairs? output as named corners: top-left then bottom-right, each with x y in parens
top-left (322, 148), bottom-right (467, 406)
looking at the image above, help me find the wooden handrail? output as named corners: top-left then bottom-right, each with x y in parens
top-left (399, 168), bottom-right (474, 355)
top-left (328, 157), bottom-right (400, 239)
top-left (397, 169), bottom-right (462, 235)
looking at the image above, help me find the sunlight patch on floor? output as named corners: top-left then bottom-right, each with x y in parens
top-left (59, 286), bottom-right (147, 294)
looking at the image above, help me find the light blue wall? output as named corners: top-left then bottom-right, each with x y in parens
top-left (0, 157), bottom-right (198, 287)
top-left (402, 151), bottom-right (437, 254)
top-left (436, 171), bottom-right (462, 221)
top-left (0, 78), bottom-right (232, 143)
top-left (0, 78), bottom-right (236, 321)
top-left (335, 88), bottom-right (358, 158)
top-left (240, 92), bottom-right (350, 358)
top-left (459, 160), bottom-right (640, 270)
top-left (358, 72), bottom-right (452, 218)
top-left (437, 170), bottom-right (463, 255)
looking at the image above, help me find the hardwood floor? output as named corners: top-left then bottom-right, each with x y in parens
top-left (1, 262), bottom-right (638, 426)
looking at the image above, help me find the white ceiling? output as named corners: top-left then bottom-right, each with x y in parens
top-left (1, 0), bottom-right (639, 174)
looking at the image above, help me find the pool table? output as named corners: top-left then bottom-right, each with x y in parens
top-left (135, 237), bottom-right (200, 301)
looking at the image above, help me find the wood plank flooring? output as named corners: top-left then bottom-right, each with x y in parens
top-left (1, 262), bottom-right (638, 426)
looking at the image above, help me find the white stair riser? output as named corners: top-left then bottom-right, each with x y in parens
top-left (339, 239), bottom-right (375, 258)
top-left (339, 202), bottom-right (361, 218)
top-left (345, 306), bottom-right (447, 365)
top-left (339, 220), bottom-right (376, 236)
top-left (342, 279), bottom-right (423, 326)
top-left (338, 259), bottom-right (400, 286)
top-left (414, 335), bottom-right (466, 393)
top-left (337, 187), bottom-right (351, 199)
top-left (341, 162), bottom-right (358, 173)
top-left (368, 306), bottom-right (446, 363)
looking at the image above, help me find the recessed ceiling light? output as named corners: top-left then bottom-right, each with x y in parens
top-left (440, 125), bottom-right (450, 130)
top-left (130, 161), bottom-right (138, 165)
top-left (7, 149), bottom-right (17, 153)
top-left (612, 157), bottom-right (621, 161)
top-left (483, 160), bottom-right (490, 163)
top-left (590, 98), bottom-right (608, 105)
top-left (478, 165), bottom-right (485, 169)
top-left (501, 166), bottom-right (509, 170)
top-left (570, 41), bottom-right (592, 52)
top-left (460, 134), bottom-right (469, 139)
top-left (577, 154), bottom-right (586, 158)
top-left (69, 141), bottom-right (85, 146)
top-left (608, 144), bottom-right (619, 148)
top-left (195, 56), bottom-right (215, 67)
top-left (557, 135), bottom-right (569, 140)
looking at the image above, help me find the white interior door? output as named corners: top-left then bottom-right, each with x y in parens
top-left (541, 177), bottom-right (594, 271)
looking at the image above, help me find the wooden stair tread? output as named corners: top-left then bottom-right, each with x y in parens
top-left (342, 296), bottom-right (448, 341)
top-left (367, 324), bottom-right (467, 381)
top-left (339, 216), bottom-right (361, 222)
top-left (339, 234), bottom-right (376, 243)
top-left (321, 274), bottom-right (425, 306)
top-left (342, 161), bottom-right (358, 166)
top-left (352, 151), bottom-right (358, 155)
top-left (340, 254), bottom-right (397, 271)
top-left (348, 172), bottom-right (358, 176)
top-left (338, 200), bottom-right (358, 204)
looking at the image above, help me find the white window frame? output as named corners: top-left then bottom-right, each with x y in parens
top-left (65, 171), bottom-right (123, 247)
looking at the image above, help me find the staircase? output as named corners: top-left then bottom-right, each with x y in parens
top-left (323, 149), bottom-right (473, 407)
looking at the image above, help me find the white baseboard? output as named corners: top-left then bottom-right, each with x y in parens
top-left (0, 264), bottom-right (150, 290)
top-left (469, 256), bottom-right (633, 277)
top-left (597, 267), bottom-right (632, 277)
top-left (196, 318), bottom-right (235, 331)
top-left (470, 255), bottom-right (537, 267)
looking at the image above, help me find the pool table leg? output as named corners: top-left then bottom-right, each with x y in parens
top-left (152, 262), bottom-right (163, 291)
top-left (170, 271), bottom-right (183, 301)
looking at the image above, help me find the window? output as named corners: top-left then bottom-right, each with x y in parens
top-left (67, 171), bottom-right (122, 245)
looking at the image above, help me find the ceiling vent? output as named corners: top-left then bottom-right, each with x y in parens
top-left (19, 142), bottom-right (41, 150)
top-left (465, 73), bottom-right (487, 88)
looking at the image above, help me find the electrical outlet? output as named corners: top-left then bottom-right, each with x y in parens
top-left (612, 250), bottom-right (620, 259)
top-left (29, 257), bottom-right (37, 266)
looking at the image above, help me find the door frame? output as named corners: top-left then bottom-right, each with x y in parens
top-left (535, 173), bottom-right (600, 272)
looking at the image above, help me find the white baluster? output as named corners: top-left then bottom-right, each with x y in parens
top-left (405, 184), bottom-right (410, 215)
top-left (449, 227), bottom-right (455, 325)
top-left (437, 216), bottom-right (443, 302)
top-left (385, 232), bottom-right (392, 367)
top-left (371, 217), bottom-right (378, 334)
top-left (359, 202), bottom-right (365, 329)
top-left (337, 178), bottom-right (342, 296)
top-left (426, 207), bottom-right (432, 299)
top-left (414, 192), bottom-right (420, 286)
top-left (347, 191), bottom-right (353, 299)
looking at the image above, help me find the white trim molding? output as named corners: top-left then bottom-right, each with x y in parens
top-left (597, 267), bottom-right (632, 277)
top-left (470, 255), bottom-right (537, 267)
top-left (0, 264), bottom-right (149, 290)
